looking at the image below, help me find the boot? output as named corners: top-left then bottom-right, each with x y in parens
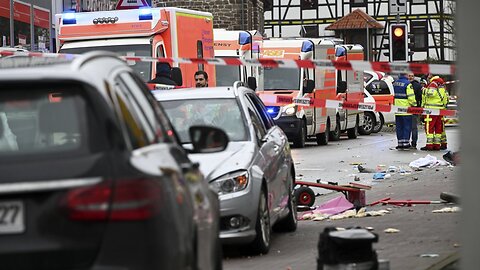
top-left (420, 146), bottom-right (431, 151)
top-left (440, 144), bottom-right (447, 150)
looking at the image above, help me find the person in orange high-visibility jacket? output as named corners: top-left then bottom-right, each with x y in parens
top-left (421, 76), bottom-right (448, 151)
top-left (393, 74), bottom-right (417, 149)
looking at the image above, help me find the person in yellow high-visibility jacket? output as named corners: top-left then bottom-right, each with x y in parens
top-left (393, 74), bottom-right (417, 149)
top-left (421, 76), bottom-right (448, 151)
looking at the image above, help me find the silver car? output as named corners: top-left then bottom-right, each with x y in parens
top-left (155, 83), bottom-right (297, 254)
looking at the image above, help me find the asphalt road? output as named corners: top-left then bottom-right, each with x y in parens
top-left (223, 127), bottom-right (460, 270)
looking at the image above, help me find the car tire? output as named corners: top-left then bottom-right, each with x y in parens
top-left (316, 120), bottom-right (330, 145)
top-left (293, 120), bottom-right (306, 148)
top-left (273, 172), bottom-right (297, 232)
top-left (329, 115), bottom-right (341, 141)
top-left (249, 187), bottom-right (271, 254)
top-left (294, 186), bottom-right (315, 207)
top-left (373, 114), bottom-right (384, 133)
top-left (347, 116), bottom-right (359, 139)
top-left (359, 112), bottom-right (374, 135)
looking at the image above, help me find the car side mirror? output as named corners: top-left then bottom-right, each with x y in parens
top-left (189, 125), bottom-right (229, 153)
top-left (247, 76), bottom-right (257, 90)
top-left (337, 81), bottom-right (347, 93)
top-left (303, 79), bottom-right (315, 94)
top-left (171, 67), bottom-right (183, 86)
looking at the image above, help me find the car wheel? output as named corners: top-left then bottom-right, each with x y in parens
top-left (293, 120), bottom-right (306, 148)
top-left (359, 112), bottom-right (374, 135)
top-left (316, 120), bottom-right (330, 145)
top-left (249, 187), bottom-right (271, 254)
top-left (347, 116), bottom-right (359, 139)
top-left (273, 172), bottom-right (297, 232)
top-left (373, 114), bottom-right (384, 133)
top-left (294, 186), bottom-right (315, 207)
top-left (329, 115), bottom-right (341, 141)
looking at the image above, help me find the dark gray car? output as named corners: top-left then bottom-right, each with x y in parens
top-left (0, 52), bottom-right (225, 270)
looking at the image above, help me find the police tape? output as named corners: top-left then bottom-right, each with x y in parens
top-left (260, 94), bottom-right (458, 117)
top-left (0, 50), bottom-right (456, 75)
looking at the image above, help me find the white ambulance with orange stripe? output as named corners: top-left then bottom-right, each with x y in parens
top-left (213, 29), bottom-right (263, 90)
top-left (258, 38), bottom-right (364, 148)
top-left (55, 7), bottom-right (215, 88)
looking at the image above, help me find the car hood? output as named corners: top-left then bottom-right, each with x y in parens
top-left (188, 141), bottom-right (254, 182)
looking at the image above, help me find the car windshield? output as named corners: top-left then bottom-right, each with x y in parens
top-left (215, 58), bottom-right (241, 86)
top-left (0, 83), bottom-right (91, 157)
top-left (263, 67), bottom-right (300, 90)
top-left (60, 44), bottom-right (152, 82)
top-left (161, 98), bottom-right (248, 144)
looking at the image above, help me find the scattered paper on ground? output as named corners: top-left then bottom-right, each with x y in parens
top-left (384, 228), bottom-right (400, 233)
top-left (409, 154), bottom-right (450, 168)
top-left (432, 206), bottom-right (461, 213)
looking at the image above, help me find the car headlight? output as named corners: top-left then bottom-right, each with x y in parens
top-left (282, 104), bottom-right (296, 116)
top-left (210, 171), bottom-right (249, 195)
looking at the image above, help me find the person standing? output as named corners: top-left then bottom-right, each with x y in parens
top-left (408, 73), bottom-right (423, 149)
top-left (149, 62), bottom-right (177, 86)
top-left (393, 74), bottom-right (417, 149)
top-left (194, 70), bottom-right (209, 87)
top-left (421, 76), bottom-right (448, 151)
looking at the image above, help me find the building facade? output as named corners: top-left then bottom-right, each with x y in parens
top-left (264, 0), bottom-right (456, 62)
top-left (0, 0), bottom-right (114, 52)
top-left (152, 0), bottom-right (266, 32)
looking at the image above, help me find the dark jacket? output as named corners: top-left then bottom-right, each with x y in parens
top-left (149, 75), bottom-right (177, 86)
top-left (410, 80), bottom-right (423, 107)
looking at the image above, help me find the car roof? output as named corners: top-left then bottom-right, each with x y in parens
top-left (154, 85), bottom-right (253, 101)
top-left (0, 51), bottom-right (132, 101)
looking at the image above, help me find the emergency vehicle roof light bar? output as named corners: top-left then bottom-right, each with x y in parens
top-left (63, 10), bottom-right (77, 25)
top-left (139, 7), bottom-right (153, 20)
top-left (238, 32), bottom-right (252, 45)
top-left (301, 41), bottom-right (313, 52)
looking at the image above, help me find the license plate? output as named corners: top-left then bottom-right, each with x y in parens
top-left (0, 201), bottom-right (25, 234)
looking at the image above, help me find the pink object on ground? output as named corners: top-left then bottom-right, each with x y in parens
top-left (313, 195), bottom-right (354, 215)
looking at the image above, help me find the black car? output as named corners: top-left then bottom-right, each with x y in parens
top-left (0, 52), bottom-right (226, 270)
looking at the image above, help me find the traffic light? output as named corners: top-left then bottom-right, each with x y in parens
top-left (389, 24), bottom-right (408, 62)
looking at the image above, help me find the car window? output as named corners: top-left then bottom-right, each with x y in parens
top-left (244, 96), bottom-right (267, 142)
top-left (119, 72), bottom-right (171, 143)
top-left (366, 80), bottom-right (391, 95)
top-left (246, 93), bottom-right (274, 130)
top-left (160, 98), bottom-right (248, 143)
top-left (364, 73), bottom-right (373, 83)
top-left (0, 83), bottom-right (98, 157)
top-left (113, 78), bottom-right (151, 149)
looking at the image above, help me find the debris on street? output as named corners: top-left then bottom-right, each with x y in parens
top-left (409, 154), bottom-right (450, 169)
top-left (384, 228), bottom-right (400, 233)
top-left (432, 206), bottom-right (461, 213)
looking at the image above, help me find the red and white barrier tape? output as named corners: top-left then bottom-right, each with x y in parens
top-left (261, 94), bottom-right (458, 117)
top-left (0, 50), bottom-right (456, 75)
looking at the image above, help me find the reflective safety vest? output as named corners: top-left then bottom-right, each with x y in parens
top-left (422, 82), bottom-right (447, 109)
top-left (393, 76), bottom-right (417, 115)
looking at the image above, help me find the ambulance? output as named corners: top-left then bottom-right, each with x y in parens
top-left (55, 7), bottom-right (215, 87)
top-left (258, 38), bottom-right (364, 148)
top-left (213, 29), bottom-right (263, 90)
top-left (333, 44), bottom-right (365, 138)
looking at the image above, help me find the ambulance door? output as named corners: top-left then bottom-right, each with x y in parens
top-left (153, 42), bottom-right (167, 79)
top-left (303, 67), bottom-right (315, 135)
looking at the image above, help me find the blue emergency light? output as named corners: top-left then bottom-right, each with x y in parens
top-left (139, 7), bottom-right (153, 20)
top-left (265, 106), bottom-right (279, 116)
top-left (62, 10), bottom-right (77, 25)
top-left (238, 32), bottom-right (252, 45)
top-left (301, 41), bottom-right (313, 52)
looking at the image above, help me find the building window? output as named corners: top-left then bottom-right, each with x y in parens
top-left (411, 21), bottom-right (427, 51)
top-left (350, 0), bottom-right (367, 7)
top-left (301, 0), bottom-right (318, 10)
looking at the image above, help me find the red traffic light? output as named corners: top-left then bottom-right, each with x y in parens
top-left (393, 27), bottom-right (404, 38)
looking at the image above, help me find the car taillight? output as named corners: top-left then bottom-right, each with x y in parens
top-left (63, 179), bottom-right (162, 221)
